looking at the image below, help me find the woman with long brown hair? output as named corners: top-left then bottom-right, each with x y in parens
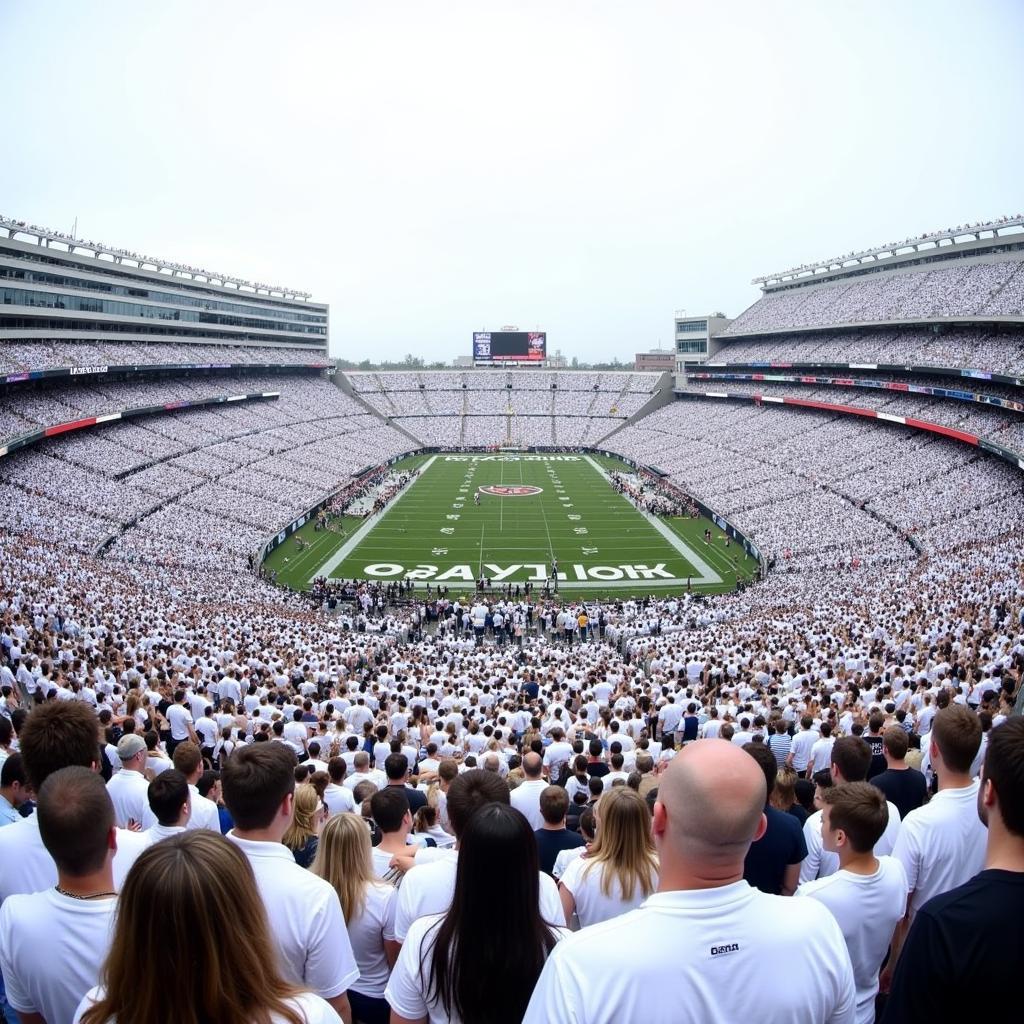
top-left (74, 830), bottom-right (340, 1024)
top-left (558, 785), bottom-right (659, 928)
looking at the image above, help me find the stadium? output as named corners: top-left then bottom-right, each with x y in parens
top-left (2, 205), bottom-right (1023, 1024)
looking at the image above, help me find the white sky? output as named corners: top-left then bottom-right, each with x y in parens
top-left (1, 0), bottom-right (1022, 362)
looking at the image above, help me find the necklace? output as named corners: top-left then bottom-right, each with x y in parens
top-left (55, 884), bottom-right (116, 900)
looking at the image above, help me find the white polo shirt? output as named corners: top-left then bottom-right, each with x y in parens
top-left (74, 987), bottom-right (341, 1024)
top-left (796, 857), bottom-right (908, 1024)
top-left (0, 887), bottom-right (115, 1024)
top-left (523, 881), bottom-right (856, 1024)
top-left (106, 769), bottom-right (156, 830)
top-left (393, 852), bottom-right (562, 941)
top-left (387, 912), bottom-right (566, 1024)
top-left (185, 785), bottom-right (221, 832)
top-left (324, 783), bottom-right (357, 816)
top-left (510, 779), bottom-right (548, 831)
top-left (347, 881), bottom-right (398, 999)
top-left (800, 802), bottom-right (901, 884)
top-left (0, 814), bottom-right (148, 905)
top-left (559, 855), bottom-right (658, 927)
top-left (227, 832), bottom-right (359, 998)
top-left (890, 780), bottom-right (987, 919)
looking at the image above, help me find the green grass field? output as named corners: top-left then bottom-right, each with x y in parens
top-left (263, 452), bottom-right (759, 598)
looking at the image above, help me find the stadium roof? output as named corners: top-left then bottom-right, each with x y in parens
top-left (753, 214), bottom-right (1024, 287)
top-left (0, 214), bottom-right (313, 300)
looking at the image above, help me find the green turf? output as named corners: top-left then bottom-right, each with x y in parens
top-left (262, 452), bottom-right (759, 598)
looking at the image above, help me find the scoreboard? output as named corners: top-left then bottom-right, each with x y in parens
top-left (472, 331), bottom-right (546, 363)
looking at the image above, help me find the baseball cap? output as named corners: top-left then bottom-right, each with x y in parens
top-left (117, 734), bottom-right (147, 760)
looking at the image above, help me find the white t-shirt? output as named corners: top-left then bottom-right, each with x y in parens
top-left (799, 803), bottom-right (901, 884)
top-left (559, 855), bottom-right (658, 927)
top-left (552, 845), bottom-right (587, 881)
top-left (790, 729), bottom-right (819, 770)
top-left (796, 858), bottom-right (908, 1024)
top-left (523, 881), bottom-right (856, 1024)
top-left (386, 913), bottom-right (565, 1024)
top-left (890, 781), bottom-right (987, 919)
top-left (0, 887), bottom-right (116, 1024)
top-left (810, 737), bottom-right (835, 773)
top-left (324, 784), bottom-right (357, 816)
top-left (106, 769), bottom-right (157, 830)
top-left (347, 881), bottom-right (398, 999)
top-left (74, 986), bottom-right (341, 1023)
top-left (393, 853), bottom-right (562, 941)
top-left (0, 813), bottom-right (148, 905)
top-left (226, 832), bottom-right (359, 998)
top-left (185, 785), bottom-right (221, 832)
top-left (510, 779), bottom-right (548, 830)
top-left (166, 703), bottom-right (194, 740)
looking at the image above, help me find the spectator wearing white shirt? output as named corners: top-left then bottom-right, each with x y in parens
top-left (801, 738), bottom-right (902, 885)
top-left (884, 704), bottom-right (986, 992)
top-left (0, 766), bottom-right (118, 1024)
top-left (790, 715), bottom-right (820, 775)
top-left (386, 802), bottom-right (565, 1024)
top-left (222, 742), bottom-right (358, 1022)
top-left (141, 768), bottom-right (191, 846)
top-left (171, 742), bottom-right (221, 832)
top-left (0, 702), bottom-right (149, 905)
top-left (324, 756), bottom-right (357, 816)
top-left (106, 733), bottom-right (157, 830)
top-left (165, 689), bottom-right (197, 756)
top-left (524, 739), bottom-right (856, 1024)
top-left (511, 752), bottom-right (548, 830)
top-left (313, 812), bottom-right (399, 1024)
top-left (73, 830), bottom-right (342, 1024)
top-left (796, 783), bottom-right (908, 1024)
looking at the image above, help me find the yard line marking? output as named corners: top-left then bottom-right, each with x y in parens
top-left (582, 455), bottom-right (722, 585)
top-left (307, 455), bottom-right (438, 583)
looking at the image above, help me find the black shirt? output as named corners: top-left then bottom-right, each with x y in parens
top-left (786, 802), bottom-right (809, 826)
top-left (871, 767), bottom-right (928, 821)
top-left (743, 805), bottom-right (808, 895)
top-left (535, 827), bottom-right (586, 876)
top-left (865, 734), bottom-right (886, 779)
top-left (882, 870), bottom-right (1024, 1024)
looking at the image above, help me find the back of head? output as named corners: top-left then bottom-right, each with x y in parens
top-left (428, 802), bottom-right (554, 1024)
top-left (37, 766), bottom-right (113, 876)
top-left (655, 739), bottom-right (766, 869)
top-left (523, 752), bottom-right (543, 779)
top-left (742, 743), bottom-right (776, 799)
top-left (148, 769), bottom-right (190, 827)
top-left (445, 768), bottom-right (510, 838)
top-left (312, 812), bottom-right (375, 920)
top-left (328, 756), bottom-right (346, 783)
top-left (882, 725), bottom-right (909, 761)
top-left (384, 753), bottom-right (409, 781)
top-left (539, 785), bottom-right (569, 825)
top-left (371, 785), bottom-right (410, 834)
top-left (932, 704), bottom-right (982, 774)
top-left (822, 781), bottom-right (889, 854)
top-left (221, 742), bottom-right (296, 831)
top-left (172, 741), bottom-right (202, 778)
top-left (80, 831), bottom-right (302, 1024)
top-left (831, 736), bottom-right (872, 782)
top-left (587, 786), bottom-right (658, 900)
top-left (19, 702), bottom-right (99, 791)
top-left (980, 717), bottom-right (1024, 836)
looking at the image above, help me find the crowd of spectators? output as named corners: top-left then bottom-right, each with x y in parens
top-left (713, 327), bottom-right (1024, 377)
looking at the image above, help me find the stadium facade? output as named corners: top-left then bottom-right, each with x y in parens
top-left (0, 215), bottom-right (328, 354)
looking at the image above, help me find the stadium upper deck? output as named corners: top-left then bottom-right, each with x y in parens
top-left (0, 215), bottom-right (328, 352)
top-left (722, 215), bottom-right (1024, 339)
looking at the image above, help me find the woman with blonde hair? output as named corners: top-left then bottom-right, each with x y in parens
top-left (558, 785), bottom-right (659, 928)
top-left (74, 831), bottom-right (339, 1024)
top-left (282, 783), bottom-right (325, 868)
top-left (312, 813), bottom-right (398, 1024)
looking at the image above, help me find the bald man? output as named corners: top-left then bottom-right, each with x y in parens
top-left (523, 740), bottom-right (856, 1024)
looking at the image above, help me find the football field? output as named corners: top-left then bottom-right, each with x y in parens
top-left (264, 453), bottom-right (759, 597)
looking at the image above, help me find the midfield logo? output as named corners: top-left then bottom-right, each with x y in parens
top-left (478, 485), bottom-right (543, 497)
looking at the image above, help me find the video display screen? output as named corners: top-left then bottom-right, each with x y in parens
top-left (473, 331), bottom-right (546, 362)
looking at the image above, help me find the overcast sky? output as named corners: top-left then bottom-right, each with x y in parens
top-left (2, 1), bottom-right (1022, 363)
